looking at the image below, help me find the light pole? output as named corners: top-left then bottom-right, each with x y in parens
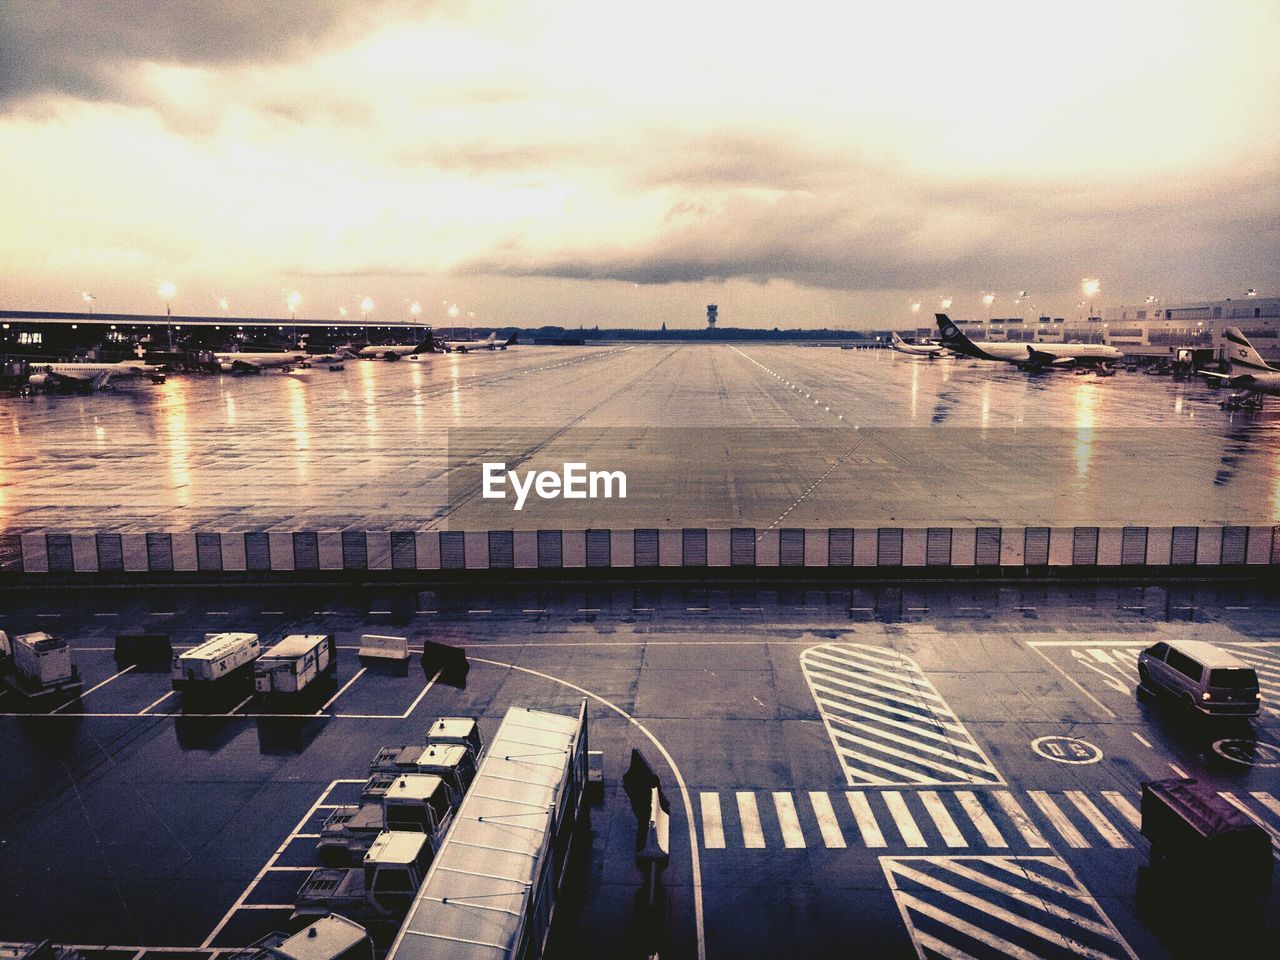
top-left (158, 280), bottom-right (177, 349)
top-left (360, 297), bottom-right (374, 322)
top-left (287, 291), bottom-right (302, 346)
top-left (982, 292), bottom-right (995, 323)
top-left (218, 297), bottom-right (230, 318)
top-left (1081, 278), bottom-right (1100, 320)
top-left (82, 292), bottom-right (96, 314)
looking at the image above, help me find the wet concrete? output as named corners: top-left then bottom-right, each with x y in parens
top-left (1, 345), bottom-right (1278, 532)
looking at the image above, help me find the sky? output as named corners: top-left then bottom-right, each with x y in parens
top-left (1, 0), bottom-right (1278, 329)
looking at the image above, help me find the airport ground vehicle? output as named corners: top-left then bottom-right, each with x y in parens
top-left (293, 831), bottom-right (434, 930)
top-left (368, 741), bottom-right (477, 797)
top-left (0, 631), bottom-right (84, 702)
top-left (172, 632), bottom-right (261, 692)
top-left (386, 701), bottom-right (590, 960)
top-left (1141, 778), bottom-right (1271, 896)
top-left (228, 914), bottom-right (373, 960)
top-left (317, 774), bottom-right (456, 867)
top-left (1137, 639), bottom-right (1261, 716)
top-left (254, 634), bottom-right (336, 695)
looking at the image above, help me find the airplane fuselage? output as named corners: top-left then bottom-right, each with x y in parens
top-left (960, 340), bottom-right (1121, 366)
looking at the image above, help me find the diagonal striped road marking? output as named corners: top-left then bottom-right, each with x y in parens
top-left (802, 642), bottom-right (1004, 787)
top-left (882, 855), bottom-right (1139, 960)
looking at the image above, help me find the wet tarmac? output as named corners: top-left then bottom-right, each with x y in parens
top-left (1, 581), bottom-right (1278, 959)
top-left (1, 345), bottom-right (1278, 532)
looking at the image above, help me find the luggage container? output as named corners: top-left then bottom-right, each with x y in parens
top-left (2, 632), bottom-right (83, 701)
top-left (254, 634), bottom-right (336, 695)
top-left (172, 632), bottom-right (261, 691)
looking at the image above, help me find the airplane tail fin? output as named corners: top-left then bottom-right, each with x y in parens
top-left (935, 314), bottom-right (980, 356)
top-left (504, 330), bottom-right (519, 346)
top-left (890, 331), bottom-right (904, 345)
top-left (414, 327), bottom-right (438, 353)
top-left (1223, 327), bottom-right (1273, 373)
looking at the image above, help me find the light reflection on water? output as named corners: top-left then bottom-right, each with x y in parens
top-left (157, 375), bottom-right (192, 502)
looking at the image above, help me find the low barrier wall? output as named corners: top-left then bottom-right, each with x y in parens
top-left (1, 525), bottom-right (1277, 576)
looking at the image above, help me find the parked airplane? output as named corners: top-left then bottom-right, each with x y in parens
top-left (26, 359), bottom-right (165, 391)
top-left (889, 331), bottom-right (950, 358)
top-left (213, 350), bottom-right (309, 372)
top-left (442, 331), bottom-right (518, 353)
top-left (1202, 327), bottom-right (1280, 408)
top-left (935, 314), bottom-right (1123, 369)
top-left (356, 332), bottom-right (437, 360)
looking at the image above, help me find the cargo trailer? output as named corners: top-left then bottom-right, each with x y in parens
top-left (1, 632), bottom-right (83, 702)
top-left (172, 632), bottom-right (261, 691)
top-left (254, 634), bottom-right (336, 695)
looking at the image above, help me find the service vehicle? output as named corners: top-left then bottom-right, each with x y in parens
top-left (317, 774), bottom-right (456, 867)
top-left (0, 631), bottom-right (84, 702)
top-left (1137, 639), bottom-right (1261, 716)
top-left (294, 831), bottom-right (434, 929)
top-left (227, 914), bottom-right (373, 960)
top-left (426, 716), bottom-right (483, 759)
top-left (254, 634), bottom-right (336, 695)
top-left (172, 632), bottom-right (261, 692)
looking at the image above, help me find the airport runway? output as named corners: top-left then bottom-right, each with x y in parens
top-left (0, 582), bottom-right (1277, 959)
top-left (1, 345), bottom-right (1278, 533)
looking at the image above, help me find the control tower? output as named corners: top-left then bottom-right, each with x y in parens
top-left (707, 304), bottom-right (718, 329)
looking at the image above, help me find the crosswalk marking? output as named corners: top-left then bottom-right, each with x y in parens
top-left (803, 642), bottom-right (1004, 787)
top-left (700, 792), bottom-right (725, 849)
top-left (883, 856), bottom-right (1139, 960)
top-left (696, 788), bottom-right (1280, 855)
top-left (1101, 791), bottom-right (1141, 829)
top-left (737, 791), bottom-right (765, 848)
top-left (809, 791), bottom-right (846, 848)
top-left (1065, 791), bottom-right (1131, 848)
top-left (920, 791), bottom-right (967, 848)
top-left (846, 791), bottom-right (887, 848)
top-left (955, 791), bottom-right (1007, 848)
top-left (884, 791), bottom-right (928, 847)
top-left (993, 791), bottom-right (1051, 849)
top-left (773, 792), bottom-right (806, 848)
top-left (1028, 791), bottom-right (1089, 848)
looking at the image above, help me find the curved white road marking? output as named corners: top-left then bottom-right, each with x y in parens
top-left (470, 656), bottom-right (706, 960)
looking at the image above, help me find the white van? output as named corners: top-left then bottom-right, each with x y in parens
top-left (1137, 639), bottom-right (1261, 717)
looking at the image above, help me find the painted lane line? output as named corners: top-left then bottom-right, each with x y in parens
top-left (808, 791), bottom-right (846, 848)
top-left (882, 792), bottom-right (928, 848)
top-left (226, 694), bottom-right (254, 716)
top-left (400, 669), bottom-right (442, 719)
top-left (318, 666), bottom-right (367, 713)
top-left (54, 664), bottom-right (136, 711)
top-left (138, 690), bottom-right (176, 715)
top-left (954, 791), bottom-right (1007, 848)
top-left (919, 791), bottom-right (967, 848)
top-left (1168, 763), bottom-right (1189, 778)
top-left (1101, 791), bottom-right (1142, 829)
top-left (700, 793), bottom-right (725, 849)
top-left (737, 792), bottom-right (765, 849)
top-left (992, 791), bottom-right (1050, 849)
top-left (1028, 791), bottom-right (1089, 848)
top-left (1131, 731), bottom-right (1153, 748)
top-left (1251, 792), bottom-right (1280, 819)
top-left (845, 792), bottom-right (886, 848)
top-left (773, 792), bottom-right (806, 848)
top-left (1065, 791), bottom-right (1131, 848)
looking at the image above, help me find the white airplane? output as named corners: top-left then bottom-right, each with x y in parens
top-left (27, 359), bottom-right (165, 391)
top-left (1202, 327), bottom-right (1280, 408)
top-left (935, 314), bottom-right (1122, 369)
top-left (889, 331), bottom-right (950, 358)
top-left (442, 331), bottom-right (518, 353)
top-left (213, 350), bottom-right (309, 372)
top-left (356, 332), bottom-right (437, 360)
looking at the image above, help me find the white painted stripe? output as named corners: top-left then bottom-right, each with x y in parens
top-left (1101, 791), bottom-right (1142, 829)
top-left (992, 791), bottom-right (1050, 848)
top-left (828, 716), bottom-right (996, 770)
top-left (400, 668), bottom-right (441, 719)
top-left (845, 792), bottom-right (886, 848)
top-left (893, 892), bottom-right (1049, 960)
top-left (700, 793), bottom-right (725, 849)
top-left (808, 791), bottom-right (846, 848)
top-left (1168, 763), bottom-right (1189, 778)
top-left (831, 729), bottom-right (994, 784)
top-left (773, 792), bottom-right (806, 848)
top-left (1251, 791), bottom-right (1280, 819)
top-left (954, 792), bottom-right (1006, 848)
top-left (54, 663), bottom-right (135, 711)
top-left (318, 666), bottom-right (367, 713)
top-left (929, 859), bottom-right (1117, 937)
top-left (920, 791), bottom-right (967, 847)
top-left (226, 694), bottom-right (254, 716)
top-left (1028, 791), bottom-right (1089, 848)
top-left (810, 681), bottom-right (966, 732)
top-left (1087, 648), bottom-right (1114, 663)
top-left (737, 791), bottom-right (765, 848)
top-left (981, 856), bottom-right (1092, 899)
top-left (883, 792), bottom-right (927, 847)
top-left (1131, 731), bottom-right (1152, 748)
top-left (815, 693), bottom-right (971, 744)
top-left (1065, 791), bottom-right (1131, 848)
top-left (138, 689), bottom-right (176, 715)
top-left (913, 929), bottom-right (983, 960)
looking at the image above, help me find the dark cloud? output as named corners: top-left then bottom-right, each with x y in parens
top-left (0, 0), bottom-right (431, 105)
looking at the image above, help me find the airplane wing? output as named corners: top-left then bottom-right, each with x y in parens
top-left (1200, 370), bottom-right (1231, 381)
top-left (1024, 346), bottom-right (1074, 368)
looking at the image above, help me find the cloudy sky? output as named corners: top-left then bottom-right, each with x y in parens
top-left (2, 0), bottom-right (1278, 328)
